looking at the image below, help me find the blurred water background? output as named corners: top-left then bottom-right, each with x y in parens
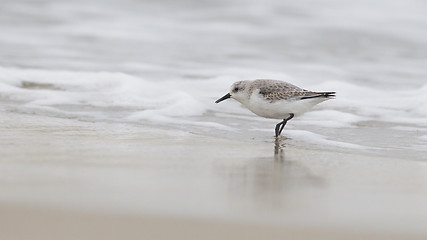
top-left (1, 0), bottom-right (427, 159)
top-left (1, 0), bottom-right (427, 237)
top-left (0, 0), bottom-right (427, 158)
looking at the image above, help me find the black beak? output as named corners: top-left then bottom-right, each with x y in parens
top-left (215, 93), bottom-right (231, 103)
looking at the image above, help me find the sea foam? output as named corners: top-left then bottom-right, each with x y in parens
top-left (2, 66), bottom-right (427, 132)
top-left (0, 67), bottom-right (207, 122)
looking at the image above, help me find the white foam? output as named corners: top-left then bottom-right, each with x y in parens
top-left (391, 126), bottom-right (427, 132)
top-left (287, 130), bottom-right (370, 150)
top-left (0, 67), bottom-right (208, 123)
top-left (2, 66), bottom-right (427, 134)
top-left (311, 80), bottom-right (427, 127)
top-left (297, 110), bottom-right (363, 128)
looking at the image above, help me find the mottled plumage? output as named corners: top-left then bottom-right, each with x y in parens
top-left (215, 79), bottom-right (335, 137)
top-left (252, 79), bottom-right (332, 102)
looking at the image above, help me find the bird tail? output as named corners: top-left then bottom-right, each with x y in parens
top-left (300, 92), bottom-right (336, 100)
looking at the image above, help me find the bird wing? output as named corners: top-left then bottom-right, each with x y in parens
top-left (255, 79), bottom-right (308, 102)
top-left (254, 79), bottom-right (335, 102)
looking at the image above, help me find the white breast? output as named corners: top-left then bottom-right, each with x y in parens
top-left (243, 91), bottom-right (328, 119)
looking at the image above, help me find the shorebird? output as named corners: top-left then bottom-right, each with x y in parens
top-left (215, 79), bottom-right (335, 137)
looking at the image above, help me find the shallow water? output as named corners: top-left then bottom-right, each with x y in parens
top-left (2, 112), bottom-right (427, 235)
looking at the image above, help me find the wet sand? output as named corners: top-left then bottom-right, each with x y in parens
top-left (1, 111), bottom-right (427, 239)
top-left (2, 203), bottom-right (426, 240)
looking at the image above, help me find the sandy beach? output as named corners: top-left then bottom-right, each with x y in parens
top-left (2, 203), bottom-right (426, 240)
top-left (1, 111), bottom-right (427, 239)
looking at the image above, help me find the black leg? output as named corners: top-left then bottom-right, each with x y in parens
top-left (278, 120), bottom-right (287, 136)
top-left (275, 121), bottom-right (284, 137)
top-left (275, 113), bottom-right (295, 137)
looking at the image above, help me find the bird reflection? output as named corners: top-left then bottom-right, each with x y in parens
top-left (215, 137), bottom-right (324, 210)
top-left (274, 137), bottom-right (286, 161)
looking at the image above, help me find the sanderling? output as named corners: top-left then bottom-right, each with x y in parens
top-left (215, 79), bottom-right (335, 137)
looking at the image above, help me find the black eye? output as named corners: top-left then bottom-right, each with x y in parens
top-left (234, 87), bottom-right (239, 92)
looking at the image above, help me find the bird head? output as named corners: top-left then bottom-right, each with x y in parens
top-left (215, 81), bottom-right (249, 104)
